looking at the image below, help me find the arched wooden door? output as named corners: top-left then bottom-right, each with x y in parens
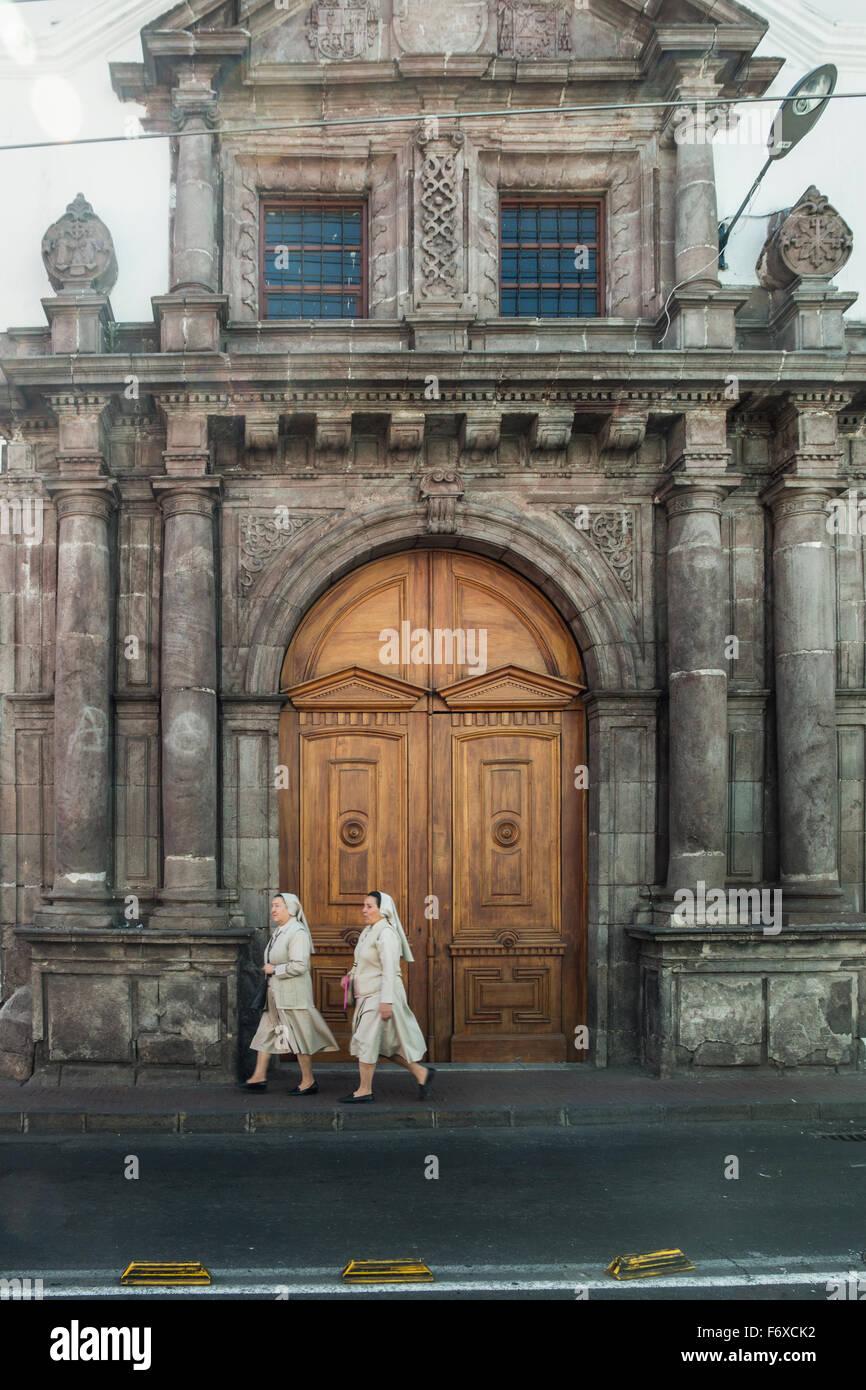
top-left (279, 550), bottom-right (587, 1062)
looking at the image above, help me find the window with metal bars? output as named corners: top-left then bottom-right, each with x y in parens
top-left (500, 199), bottom-right (603, 317)
top-left (260, 201), bottom-right (367, 319)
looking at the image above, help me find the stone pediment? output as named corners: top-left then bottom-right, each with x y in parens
top-left (284, 665), bottom-right (427, 709)
top-left (128, 0), bottom-right (770, 70)
top-left (438, 665), bottom-right (586, 710)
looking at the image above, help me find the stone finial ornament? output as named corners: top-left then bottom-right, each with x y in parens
top-left (41, 194), bottom-right (118, 294)
top-left (756, 186), bottom-right (853, 290)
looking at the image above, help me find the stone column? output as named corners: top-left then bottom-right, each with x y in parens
top-left (659, 408), bottom-right (741, 908)
top-left (761, 394), bottom-right (852, 920)
top-left (659, 61), bottom-right (745, 348)
top-left (152, 478), bottom-right (222, 912)
top-left (44, 479), bottom-right (118, 923)
top-left (170, 66), bottom-right (218, 293)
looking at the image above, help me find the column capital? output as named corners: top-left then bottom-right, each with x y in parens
top-left (44, 476), bottom-right (119, 521)
top-left (152, 475), bottom-right (222, 520)
top-left (759, 473), bottom-right (845, 517)
top-left (770, 390), bottom-right (851, 479)
top-left (657, 473), bottom-right (742, 516)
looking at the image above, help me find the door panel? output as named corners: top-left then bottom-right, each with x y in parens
top-left (280, 550), bottom-right (586, 1062)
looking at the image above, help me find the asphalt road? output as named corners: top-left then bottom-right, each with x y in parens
top-left (0, 1120), bottom-right (863, 1300)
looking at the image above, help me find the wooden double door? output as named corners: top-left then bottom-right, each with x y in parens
top-left (279, 550), bottom-right (587, 1061)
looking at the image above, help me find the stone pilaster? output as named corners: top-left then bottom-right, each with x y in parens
top-left (152, 64), bottom-right (227, 351)
top-left (658, 408), bottom-right (741, 913)
top-left (151, 476), bottom-right (228, 928)
top-left (657, 62), bottom-right (745, 347)
top-left (761, 393), bottom-right (855, 920)
top-left (38, 478), bottom-right (118, 925)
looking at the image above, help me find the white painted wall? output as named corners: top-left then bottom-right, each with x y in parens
top-left (0, 0), bottom-right (864, 329)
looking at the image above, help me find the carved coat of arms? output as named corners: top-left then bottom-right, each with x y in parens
top-left (498, 0), bottom-right (572, 58)
top-left (307, 0), bottom-right (379, 61)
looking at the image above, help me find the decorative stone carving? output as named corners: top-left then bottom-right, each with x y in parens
top-left (388, 411), bottom-right (426, 453)
top-left (238, 512), bottom-right (314, 593)
top-left (461, 410), bottom-right (502, 455)
top-left (417, 129), bottom-right (464, 302)
top-left (419, 470), bottom-right (465, 535)
top-left (530, 407), bottom-right (575, 454)
top-left (497, 0), bottom-right (572, 58)
top-left (756, 186), bottom-right (853, 290)
top-left (306, 0), bottom-right (379, 61)
top-left (556, 507), bottom-right (636, 599)
top-left (41, 194), bottom-right (118, 295)
top-left (393, 0), bottom-right (489, 54)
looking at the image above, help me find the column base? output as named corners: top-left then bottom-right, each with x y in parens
top-left (14, 924), bottom-right (253, 1085)
top-left (655, 286), bottom-right (748, 349)
top-left (629, 923), bottom-right (866, 1076)
top-left (33, 898), bottom-right (118, 931)
top-left (149, 889), bottom-right (238, 933)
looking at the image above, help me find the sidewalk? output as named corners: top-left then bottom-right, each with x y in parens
top-left (2, 1064), bottom-right (866, 1133)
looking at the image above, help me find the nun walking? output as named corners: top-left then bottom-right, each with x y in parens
top-left (244, 892), bottom-right (338, 1094)
top-left (340, 890), bottom-right (435, 1103)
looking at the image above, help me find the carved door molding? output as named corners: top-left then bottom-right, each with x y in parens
top-left (279, 549), bottom-right (587, 1061)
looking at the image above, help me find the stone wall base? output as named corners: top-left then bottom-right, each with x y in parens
top-left (629, 925), bottom-right (866, 1076)
top-left (13, 925), bottom-right (253, 1085)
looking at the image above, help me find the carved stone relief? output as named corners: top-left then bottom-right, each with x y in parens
top-left (756, 186), bottom-right (854, 289)
top-left (497, 0), bottom-right (573, 58)
top-left (415, 128), bottom-right (465, 307)
top-left (556, 506), bottom-right (636, 599)
top-left (306, 0), bottom-right (379, 61)
top-left (238, 511), bottom-right (315, 594)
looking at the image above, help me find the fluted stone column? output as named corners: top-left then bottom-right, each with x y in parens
top-left (659, 409), bottom-right (740, 908)
top-left (152, 478), bottom-right (222, 914)
top-left (762, 395), bottom-right (851, 919)
top-left (45, 479), bottom-right (117, 922)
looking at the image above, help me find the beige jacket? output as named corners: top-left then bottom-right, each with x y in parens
top-left (266, 921), bottom-right (315, 1010)
top-left (351, 920), bottom-right (401, 1005)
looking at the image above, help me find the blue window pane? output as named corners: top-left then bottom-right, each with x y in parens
top-left (518, 291), bottom-right (538, 315)
top-left (580, 211), bottom-right (597, 238)
top-left (518, 251), bottom-right (539, 280)
top-left (323, 214), bottom-right (342, 243)
top-left (344, 296), bottom-right (359, 316)
top-left (343, 212), bottom-right (362, 245)
top-left (501, 289), bottom-right (517, 315)
top-left (560, 291), bottom-right (579, 315)
top-left (501, 250), bottom-right (518, 281)
top-left (321, 296), bottom-right (342, 317)
top-left (519, 207), bottom-right (538, 240)
top-left (541, 290), bottom-right (559, 314)
top-left (581, 291), bottom-right (598, 315)
top-left (539, 208), bottom-right (558, 240)
top-left (302, 211), bottom-right (323, 243)
top-left (501, 207), bottom-right (518, 240)
top-left (560, 209), bottom-right (578, 240)
top-left (322, 250), bottom-right (342, 284)
top-left (541, 251), bottom-right (560, 278)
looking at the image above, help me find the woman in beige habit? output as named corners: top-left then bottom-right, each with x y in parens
top-left (339, 890), bottom-right (435, 1103)
top-left (244, 892), bottom-right (338, 1094)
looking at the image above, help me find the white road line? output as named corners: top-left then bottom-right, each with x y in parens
top-left (14, 1259), bottom-right (860, 1297)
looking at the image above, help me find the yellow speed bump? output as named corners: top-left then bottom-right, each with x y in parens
top-left (606, 1249), bottom-right (694, 1280)
top-left (341, 1259), bottom-right (433, 1284)
top-left (121, 1262), bottom-right (211, 1286)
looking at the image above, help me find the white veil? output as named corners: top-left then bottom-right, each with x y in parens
top-left (377, 891), bottom-right (414, 962)
top-left (278, 892), bottom-right (315, 954)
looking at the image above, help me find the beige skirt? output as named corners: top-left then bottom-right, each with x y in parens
top-left (349, 979), bottom-right (427, 1065)
top-left (250, 982), bottom-right (339, 1057)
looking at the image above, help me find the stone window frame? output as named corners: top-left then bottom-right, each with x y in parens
top-left (222, 148), bottom-right (401, 323)
top-left (473, 145), bottom-right (651, 321)
top-left (258, 196), bottom-right (369, 321)
top-left (499, 194), bottom-right (605, 318)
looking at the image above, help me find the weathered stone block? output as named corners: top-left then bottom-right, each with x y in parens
top-left (768, 976), bottom-right (854, 1066)
top-left (46, 975), bottom-right (131, 1063)
top-left (678, 975), bottom-right (763, 1066)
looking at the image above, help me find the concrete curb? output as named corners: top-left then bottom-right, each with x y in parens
top-left (0, 1097), bottom-right (864, 1134)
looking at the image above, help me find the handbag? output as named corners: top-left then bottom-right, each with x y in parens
top-left (250, 974), bottom-right (268, 1013)
top-left (343, 971), bottom-right (356, 1011)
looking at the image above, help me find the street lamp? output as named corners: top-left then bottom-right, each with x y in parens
top-left (718, 63), bottom-right (838, 260)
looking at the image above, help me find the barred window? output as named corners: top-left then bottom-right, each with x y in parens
top-left (500, 199), bottom-right (603, 317)
top-left (261, 201), bottom-right (366, 319)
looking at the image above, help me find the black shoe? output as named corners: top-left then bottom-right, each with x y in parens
top-left (338, 1093), bottom-right (375, 1103)
top-left (290, 1082), bottom-right (319, 1096)
top-left (240, 1081), bottom-right (267, 1092)
top-left (418, 1066), bottom-right (436, 1099)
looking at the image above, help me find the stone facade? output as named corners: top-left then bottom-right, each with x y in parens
top-left (3, 0), bottom-right (866, 1082)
